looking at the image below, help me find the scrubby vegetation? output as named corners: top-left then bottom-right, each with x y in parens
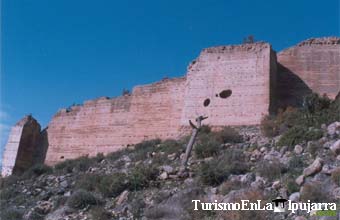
top-left (300, 181), bottom-right (332, 203)
top-left (199, 148), bottom-right (249, 186)
top-left (67, 189), bottom-right (101, 209)
top-left (261, 93), bottom-right (339, 147)
top-left (256, 160), bottom-right (285, 181)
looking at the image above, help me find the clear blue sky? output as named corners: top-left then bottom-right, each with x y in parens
top-left (0, 0), bottom-right (339, 153)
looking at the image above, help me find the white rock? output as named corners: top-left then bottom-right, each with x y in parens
top-left (295, 175), bottom-right (305, 186)
top-left (294, 145), bottom-right (303, 154)
top-left (289, 192), bottom-right (300, 202)
top-left (330, 140), bottom-right (340, 155)
top-left (159, 172), bottom-right (168, 180)
top-left (260, 147), bottom-right (267, 153)
top-left (272, 181), bottom-right (281, 190)
top-left (161, 165), bottom-right (174, 173)
top-left (327, 121), bottom-right (340, 136)
top-left (116, 190), bottom-right (129, 205)
top-left (303, 157), bottom-right (323, 177)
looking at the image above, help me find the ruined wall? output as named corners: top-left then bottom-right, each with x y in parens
top-left (181, 42), bottom-right (275, 126)
top-left (277, 37), bottom-right (340, 107)
top-left (44, 43), bottom-right (276, 165)
top-left (1, 116), bottom-right (41, 176)
top-left (5, 38), bottom-right (338, 168)
top-left (44, 77), bottom-right (186, 165)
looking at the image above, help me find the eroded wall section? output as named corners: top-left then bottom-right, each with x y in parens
top-left (1, 116), bottom-right (41, 176)
top-left (44, 77), bottom-right (186, 165)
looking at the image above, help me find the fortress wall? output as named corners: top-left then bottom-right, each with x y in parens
top-left (277, 37), bottom-right (340, 107)
top-left (45, 95), bottom-right (135, 165)
top-left (129, 77), bottom-right (187, 141)
top-left (44, 77), bottom-right (186, 165)
top-left (1, 116), bottom-right (41, 176)
top-left (6, 38), bottom-right (339, 169)
top-left (181, 43), bottom-right (274, 126)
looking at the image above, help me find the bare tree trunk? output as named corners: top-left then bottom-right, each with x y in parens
top-left (179, 116), bottom-right (208, 174)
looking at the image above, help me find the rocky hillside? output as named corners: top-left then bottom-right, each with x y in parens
top-left (0, 94), bottom-right (339, 220)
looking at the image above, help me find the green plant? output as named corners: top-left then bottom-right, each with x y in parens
top-left (106, 148), bottom-right (129, 161)
top-left (21, 164), bottom-right (53, 179)
top-left (67, 190), bottom-right (101, 209)
top-left (199, 159), bottom-right (230, 186)
top-left (219, 189), bottom-right (269, 220)
top-left (331, 168), bottom-right (340, 186)
top-left (75, 174), bottom-right (102, 192)
top-left (98, 173), bottom-right (127, 197)
top-left (131, 139), bottom-right (161, 161)
top-left (0, 186), bottom-right (19, 200)
top-left (277, 126), bottom-right (323, 147)
top-left (260, 115), bottom-right (279, 137)
top-left (198, 150), bottom-right (249, 186)
top-left (128, 165), bottom-right (158, 191)
top-left (219, 179), bottom-right (244, 195)
top-left (256, 160), bottom-right (285, 181)
top-left (195, 136), bottom-right (220, 159)
top-left (90, 207), bottom-right (112, 220)
top-left (283, 175), bottom-right (300, 194)
top-left (55, 156), bottom-right (95, 173)
top-left (215, 127), bottom-right (243, 143)
top-left (300, 181), bottom-right (331, 203)
top-left (157, 139), bottom-right (184, 155)
top-left (199, 125), bottom-right (212, 134)
top-left (287, 155), bottom-right (305, 175)
top-left (0, 175), bottom-right (19, 189)
top-left (0, 207), bottom-right (23, 220)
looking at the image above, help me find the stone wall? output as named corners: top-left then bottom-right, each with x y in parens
top-left (1, 116), bottom-right (41, 176)
top-left (44, 42), bottom-right (276, 165)
top-left (3, 37), bottom-right (339, 169)
top-left (181, 42), bottom-right (276, 126)
top-left (44, 77), bottom-right (187, 165)
top-left (277, 37), bottom-right (340, 107)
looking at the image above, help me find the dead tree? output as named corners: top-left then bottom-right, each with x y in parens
top-left (179, 115), bottom-right (208, 174)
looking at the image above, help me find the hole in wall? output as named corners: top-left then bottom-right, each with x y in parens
top-left (219, 90), bottom-right (232, 99)
top-left (60, 156), bottom-right (64, 159)
top-left (203, 98), bottom-right (210, 107)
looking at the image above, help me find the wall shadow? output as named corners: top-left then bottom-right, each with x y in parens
top-left (276, 63), bottom-right (313, 110)
top-left (33, 127), bottom-right (49, 165)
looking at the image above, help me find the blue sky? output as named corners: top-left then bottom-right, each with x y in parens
top-left (0, 0), bottom-right (339, 155)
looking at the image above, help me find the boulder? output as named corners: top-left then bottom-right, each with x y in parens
top-left (330, 140), bottom-right (340, 155)
top-left (303, 157), bottom-right (323, 177)
top-left (289, 192), bottom-right (300, 202)
top-left (327, 121), bottom-right (340, 136)
top-left (116, 190), bottom-right (129, 206)
top-left (159, 172), bottom-right (168, 180)
top-left (294, 145), bottom-right (303, 155)
top-left (161, 165), bottom-right (174, 174)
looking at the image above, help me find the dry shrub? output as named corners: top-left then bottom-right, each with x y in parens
top-left (219, 179), bottom-right (245, 195)
top-left (256, 160), bottom-right (285, 181)
top-left (331, 168), bottom-right (340, 186)
top-left (261, 115), bottom-right (279, 137)
top-left (215, 127), bottom-right (243, 143)
top-left (218, 189), bottom-right (269, 220)
top-left (300, 181), bottom-right (332, 203)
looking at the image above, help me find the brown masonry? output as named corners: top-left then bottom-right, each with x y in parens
top-left (2, 37), bottom-right (339, 173)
